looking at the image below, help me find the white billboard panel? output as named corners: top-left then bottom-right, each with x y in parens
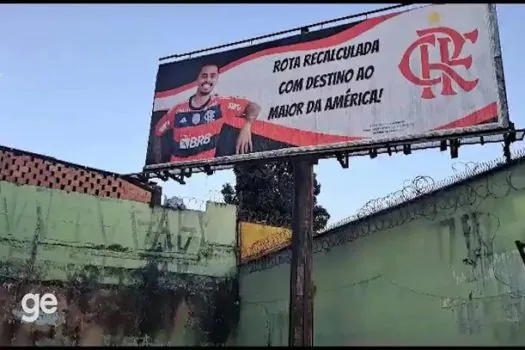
top-left (145, 4), bottom-right (508, 171)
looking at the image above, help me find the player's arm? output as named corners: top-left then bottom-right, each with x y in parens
top-left (222, 96), bottom-right (260, 121)
top-left (243, 100), bottom-right (261, 122)
top-left (152, 109), bottom-right (175, 163)
top-left (228, 97), bottom-right (260, 155)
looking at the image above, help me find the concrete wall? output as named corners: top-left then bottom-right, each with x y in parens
top-left (235, 157), bottom-right (525, 346)
top-left (0, 180), bottom-right (239, 346)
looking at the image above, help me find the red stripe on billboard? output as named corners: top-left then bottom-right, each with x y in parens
top-left (154, 12), bottom-right (401, 100)
top-left (432, 102), bottom-right (498, 131)
top-left (224, 118), bottom-right (366, 146)
top-left (174, 121), bottom-right (223, 139)
top-left (170, 149), bottom-right (216, 162)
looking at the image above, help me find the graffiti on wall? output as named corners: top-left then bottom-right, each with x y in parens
top-left (0, 180), bottom-right (240, 345)
top-left (0, 181), bottom-right (237, 279)
top-left (437, 209), bottom-right (525, 341)
top-left (238, 151), bottom-right (525, 345)
top-left (243, 153), bottom-right (525, 275)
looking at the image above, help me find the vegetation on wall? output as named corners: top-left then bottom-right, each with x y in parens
top-left (0, 260), bottom-right (239, 346)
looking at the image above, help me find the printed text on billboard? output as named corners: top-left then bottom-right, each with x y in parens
top-left (145, 4), bottom-right (508, 170)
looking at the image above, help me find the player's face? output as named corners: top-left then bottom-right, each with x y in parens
top-left (196, 65), bottom-right (219, 95)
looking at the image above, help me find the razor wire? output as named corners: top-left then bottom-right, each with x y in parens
top-left (243, 147), bottom-right (525, 274)
top-left (240, 147), bottom-right (525, 318)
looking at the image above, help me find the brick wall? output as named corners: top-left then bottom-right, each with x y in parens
top-left (0, 146), bottom-right (158, 204)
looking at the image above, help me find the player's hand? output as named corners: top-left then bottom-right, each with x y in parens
top-left (236, 122), bottom-right (253, 155)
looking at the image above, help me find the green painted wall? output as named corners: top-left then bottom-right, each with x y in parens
top-left (236, 159), bottom-right (525, 346)
top-left (0, 180), bottom-right (237, 282)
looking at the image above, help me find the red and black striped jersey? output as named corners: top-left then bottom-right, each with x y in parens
top-left (155, 94), bottom-right (250, 162)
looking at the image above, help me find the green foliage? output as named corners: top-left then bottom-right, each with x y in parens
top-left (221, 161), bottom-right (330, 232)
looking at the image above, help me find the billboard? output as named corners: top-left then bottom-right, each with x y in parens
top-left (144, 4), bottom-right (508, 171)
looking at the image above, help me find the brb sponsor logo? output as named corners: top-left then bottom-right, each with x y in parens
top-left (399, 11), bottom-right (479, 100)
top-left (20, 293), bottom-right (58, 323)
top-left (180, 133), bottom-right (212, 149)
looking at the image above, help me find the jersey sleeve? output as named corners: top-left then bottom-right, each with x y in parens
top-left (220, 96), bottom-right (251, 118)
top-left (154, 108), bottom-right (176, 137)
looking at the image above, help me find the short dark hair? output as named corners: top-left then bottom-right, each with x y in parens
top-left (198, 62), bottom-right (220, 75)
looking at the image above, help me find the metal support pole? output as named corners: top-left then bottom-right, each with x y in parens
top-left (149, 185), bottom-right (163, 208)
top-left (288, 158), bottom-right (314, 347)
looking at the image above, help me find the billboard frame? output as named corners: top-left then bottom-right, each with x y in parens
top-left (157, 3), bottom-right (411, 63)
top-left (132, 127), bottom-right (525, 185)
top-left (141, 3), bottom-right (513, 178)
